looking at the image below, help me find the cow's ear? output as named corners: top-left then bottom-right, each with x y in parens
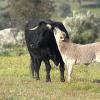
top-left (46, 24), bottom-right (52, 29)
top-left (39, 21), bottom-right (53, 30)
top-left (38, 21), bottom-right (46, 27)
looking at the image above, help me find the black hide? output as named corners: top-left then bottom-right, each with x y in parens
top-left (25, 19), bottom-right (69, 82)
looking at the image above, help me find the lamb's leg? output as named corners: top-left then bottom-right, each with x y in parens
top-left (95, 53), bottom-right (100, 63)
top-left (66, 64), bottom-right (73, 83)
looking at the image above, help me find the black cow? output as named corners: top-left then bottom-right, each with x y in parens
top-left (25, 19), bottom-right (69, 82)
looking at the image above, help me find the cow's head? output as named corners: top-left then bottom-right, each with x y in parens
top-left (29, 21), bottom-right (54, 48)
top-left (29, 20), bottom-right (69, 48)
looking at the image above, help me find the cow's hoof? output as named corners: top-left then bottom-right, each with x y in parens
top-left (36, 77), bottom-right (40, 80)
top-left (60, 78), bottom-right (65, 82)
top-left (33, 76), bottom-right (36, 79)
top-left (46, 79), bottom-right (51, 82)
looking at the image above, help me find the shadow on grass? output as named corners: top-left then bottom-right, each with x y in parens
top-left (82, 2), bottom-right (100, 8)
top-left (73, 78), bottom-right (91, 83)
top-left (93, 79), bottom-right (100, 83)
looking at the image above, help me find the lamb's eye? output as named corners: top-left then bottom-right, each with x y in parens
top-left (60, 36), bottom-right (63, 39)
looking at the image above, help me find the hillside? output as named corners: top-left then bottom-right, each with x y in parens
top-left (0, 0), bottom-right (100, 29)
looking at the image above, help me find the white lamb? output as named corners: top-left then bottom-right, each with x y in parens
top-left (54, 28), bottom-right (100, 83)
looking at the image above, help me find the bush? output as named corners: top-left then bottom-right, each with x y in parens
top-left (9, 0), bottom-right (55, 28)
top-left (54, 0), bottom-right (71, 17)
top-left (0, 13), bottom-right (11, 30)
top-left (63, 11), bottom-right (100, 44)
top-left (0, 44), bottom-right (27, 56)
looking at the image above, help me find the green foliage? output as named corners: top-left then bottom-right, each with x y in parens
top-left (9, 0), bottom-right (55, 28)
top-left (54, 0), bottom-right (71, 17)
top-left (0, 0), bottom-right (11, 29)
top-left (0, 14), bottom-right (10, 30)
top-left (63, 11), bottom-right (100, 44)
top-left (0, 44), bottom-right (27, 56)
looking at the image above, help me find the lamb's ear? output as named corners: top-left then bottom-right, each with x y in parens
top-left (54, 27), bottom-right (61, 34)
top-left (53, 27), bottom-right (57, 37)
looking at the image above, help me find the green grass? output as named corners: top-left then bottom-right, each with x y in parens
top-left (0, 55), bottom-right (100, 100)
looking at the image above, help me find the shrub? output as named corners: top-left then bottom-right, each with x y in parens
top-left (0, 44), bottom-right (27, 56)
top-left (9, 0), bottom-right (55, 28)
top-left (63, 11), bottom-right (100, 44)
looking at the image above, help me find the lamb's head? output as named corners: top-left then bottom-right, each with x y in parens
top-left (54, 27), bottom-right (67, 42)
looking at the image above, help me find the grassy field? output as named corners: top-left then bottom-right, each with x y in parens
top-left (0, 55), bottom-right (100, 100)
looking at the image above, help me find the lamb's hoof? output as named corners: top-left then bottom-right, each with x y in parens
top-left (67, 81), bottom-right (71, 84)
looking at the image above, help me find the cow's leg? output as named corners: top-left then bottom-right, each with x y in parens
top-left (59, 61), bottom-right (65, 82)
top-left (30, 59), bottom-right (35, 78)
top-left (28, 50), bottom-right (35, 79)
top-left (44, 60), bottom-right (51, 82)
top-left (33, 59), bottom-right (41, 80)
